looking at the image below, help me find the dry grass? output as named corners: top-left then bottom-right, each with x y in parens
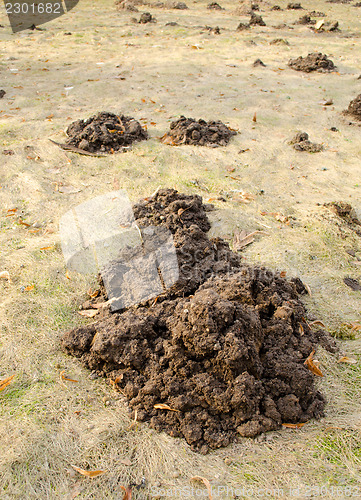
top-left (1, 0), bottom-right (361, 497)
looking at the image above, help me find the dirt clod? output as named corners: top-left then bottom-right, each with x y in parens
top-left (65, 112), bottom-right (148, 153)
top-left (346, 94), bottom-right (361, 121)
top-left (207, 2), bottom-right (223, 9)
top-left (290, 132), bottom-right (323, 153)
top-left (324, 202), bottom-right (361, 226)
top-left (249, 12), bottom-right (266, 25)
top-left (139, 12), bottom-right (156, 23)
top-left (62, 189), bottom-right (336, 453)
top-left (253, 58), bottom-right (266, 67)
top-left (296, 14), bottom-right (315, 24)
top-left (288, 53), bottom-right (335, 73)
top-left (0, 90), bottom-right (5, 99)
top-left (171, 1), bottom-right (188, 8)
top-left (287, 2), bottom-right (303, 8)
top-left (343, 277), bottom-right (361, 291)
top-left (161, 116), bottom-right (237, 147)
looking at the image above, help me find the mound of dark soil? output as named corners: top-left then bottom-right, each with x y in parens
top-left (346, 94), bottom-right (361, 120)
top-left (171, 1), bottom-right (188, 8)
top-left (296, 14), bottom-right (315, 24)
top-left (236, 22), bottom-right (250, 30)
top-left (287, 2), bottom-right (303, 8)
top-left (288, 52), bottom-right (335, 73)
top-left (324, 201), bottom-right (361, 226)
top-left (0, 90), bottom-right (5, 99)
top-left (203, 25), bottom-right (221, 34)
top-left (271, 5), bottom-right (282, 10)
top-left (65, 112), bottom-right (148, 154)
top-left (309, 10), bottom-right (325, 16)
top-left (62, 188), bottom-right (336, 453)
top-left (290, 132), bottom-right (323, 152)
top-left (249, 12), bottom-right (266, 25)
top-left (253, 58), bottom-right (266, 67)
top-left (138, 12), bottom-right (156, 23)
top-left (160, 116), bottom-right (237, 147)
top-left (207, 2), bottom-right (223, 9)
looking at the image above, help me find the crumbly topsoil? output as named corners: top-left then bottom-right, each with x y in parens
top-left (62, 189), bottom-right (336, 453)
top-left (288, 53), bottom-right (335, 73)
top-left (160, 116), bottom-right (237, 146)
top-left (345, 94), bottom-right (361, 120)
top-left (290, 132), bottom-right (323, 153)
top-left (65, 112), bottom-right (148, 153)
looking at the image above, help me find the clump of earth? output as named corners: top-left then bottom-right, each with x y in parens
top-left (345, 94), bottom-right (361, 120)
top-left (253, 58), bottom-right (266, 67)
top-left (207, 2), bottom-right (223, 9)
top-left (64, 112), bottom-right (148, 153)
top-left (138, 12), bottom-right (156, 23)
top-left (325, 201), bottom-right (361, 226)
top-left (295, 14), bottom-right (315, 24)
top-left (160, 116), bottom-right (237, 147)
top-left (62, 188), bottom-right (336, 453)
top-left (0, 90), bottom-right (5, 99)
top-left (287, 2), bottom-right (303, 8)
top-left (290, 132), bottom-right (323, 152)
top-left (249, 12), bottom-right (266, 25)
top-left (288, 52), bottom-right (335, 73)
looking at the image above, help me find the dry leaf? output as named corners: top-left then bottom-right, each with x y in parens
top-left (87, 288), bottom-right (100, 299)
top-left (309, 320), bottom-right (326, 328)
top-left (40, 245), bottom-right (54, 251)
top-left (190, 476), bottom-right (213, 499)
top-left (24, 284), bottom-right (35, 292)
top-left (233, 230), bottom-right (267, 251)
top-left (154, 403), bottom-right (180, 412)
top-left (304, 350), bottom-right (324, 377)
top-left (252, 112), bottom-right (257, 123)
top-left (71, 465), bottom-right (106, 478)
top-left (232, 192), bottom-right (255, 204)
top-left (159, 133), bottom-right (178, 146)
top-left (337, 356), bottom-right (357, 364)
top-left (60, 371), bottom-right (78, 383)
top-left (280, 271), bottom-right (287, 278)
top-left (78, 309), bottom-right (99, 318)
top-left (0, 271), bottom-right (11, 283)
top-left (0, 374), bottom-right (16, 392)
top-left (66, 270), bottom-right (71, 280)
top-left (282, 422), bottom-right (306, 429)
top-left (120, 485), bottom-right (132, 500)
top-left (299, 324), bottom-right (304, 336)
top-left (304, 283), bottom-right (312, 296)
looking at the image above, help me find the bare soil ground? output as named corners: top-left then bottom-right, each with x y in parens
top-left (0, 0), bottom-right (361, 498)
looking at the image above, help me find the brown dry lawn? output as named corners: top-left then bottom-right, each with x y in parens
top-left (0, 0), bottom-right (361, 498)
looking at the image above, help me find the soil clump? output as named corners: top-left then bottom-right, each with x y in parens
top-left (288, 52), bottom-right (335, 73)
top-left (290, 132), bottom-right (323, 152)
top-left (62, 189), bottom-right (336, 453)
top-left (64, 112), bottom-right (148, 154)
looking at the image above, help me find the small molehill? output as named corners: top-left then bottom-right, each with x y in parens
top-left (288, 52), bottom-right (335, 73)
top-left (345, 94), bottom-right (361, 120)
top-left (160, 116), bottom-right (237, 147)
top-left (290, 132), bottom-right (323, 153)
top-left (64, 112), bottom-right (148, 154)
top-left (207, 2), bottom-right (223, 9)
top-left (62, 189), bottom-right (336, 453)
top-left (0, 90), bottom-right (5, 99)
